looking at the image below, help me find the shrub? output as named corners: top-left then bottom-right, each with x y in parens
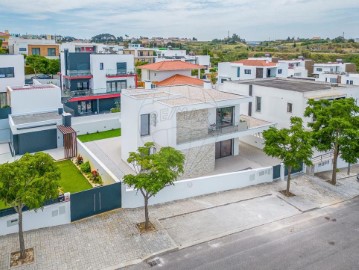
top-left (91, 170), bottom-right (103, 184)
top-left (80, 161), bottom-right (91, 173)
top-left (76, 155), bottom-right (83, 165)
top-left (110, 107), bottom-right (120, 113)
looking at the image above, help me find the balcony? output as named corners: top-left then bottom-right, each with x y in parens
top-left (106, 69), bottom-right (136, 78)
top-left (63, 88), bottom-right (93, 97)
top-left (63, 70), bottom-right (93, 80)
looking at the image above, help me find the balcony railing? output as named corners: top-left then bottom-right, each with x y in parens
top-left (106, 69), bottom-right (136, 77)
top-left (66, 70), bottom-right (92, 76)
top-left (63, 88), bottom-right (93, 97)
top-left (177, 121), bottom-right (248, 145)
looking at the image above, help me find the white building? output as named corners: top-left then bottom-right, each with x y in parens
top-left (312, 62), bottom-right (356, 77)
top-left (8, 37), bottom-right (59, 59)
top-left (60, 50), bottom-right (136, 116)
top-left (138, 60), bottom-right (204, 83)
top-left (121, 84), bottom-right (274, 178)
top-left (316, 73), bottom-right (359, 86)
top-left (0, 55), bottom-right (25, 105)
top-left (155, 49), bottom-right (211, 69)
top-left (60, 42), bottom-right (123, 54)
top-left (276, 60), bottom-right (308, 78)
top-left (218, 78), bottom-right (359, 129)
top-left (218, 59), bottom-right (278, 83)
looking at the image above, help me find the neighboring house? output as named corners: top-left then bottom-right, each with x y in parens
top-left (123, 44), bottom-right (156, 64)
top-left (276, 59), bottom-right (311, 78)
top-left (155, 74), bottom-right (204, 87)
top-left (312, 61), bottom-right (356, 77)
top-left (316, 72), bottom-right (359, 86)
top-left (6, 83), bottom-right (75, 156)
top-left (8, 37), bottom-right (59, 59)
top-left (60, 42), bottom-right (123, 54)
top-left (217, 59), bottom-right (278, 83)
top-left (60, 50), bottom-right (136, 116)
top-left (0, 30), bottom-right (10, 49)
top-left (121, 84), bottom-right (274, 178)
top-left (137, 60), bottom-right (204, 83)
top-left (218, 78), bottom-right (359, 129)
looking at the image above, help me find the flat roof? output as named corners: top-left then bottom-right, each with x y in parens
top-left (11, 111), bottom-right (61, 125)
top-left (240, 78), bottom-right (332, 92)
top-left (10, 84), bottom-right (57, 91)
top-left (125, 85), bottom-right (247, 107)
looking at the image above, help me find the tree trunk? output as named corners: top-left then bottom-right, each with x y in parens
top-left (286, 166), bottom-right (292, 196)
top-left (331, 143), bottom-right (339, 185)
top-left (18, 207), bottom-right (26, 259)
top-left (144, 195), bottom-right (149, 230)
top-left (347, 163), bottom-right (351, 175)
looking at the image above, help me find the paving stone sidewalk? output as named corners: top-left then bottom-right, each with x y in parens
top-left (1, 173), bottom-right (359, 269)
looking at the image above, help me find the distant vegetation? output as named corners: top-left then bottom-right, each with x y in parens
top-left (91, 33), bottom-right (123, 43)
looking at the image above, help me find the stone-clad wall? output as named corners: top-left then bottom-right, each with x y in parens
top-left (176, 109), bottom-right (209, 144)
top-left (180, 143), bottom-right (215, 179)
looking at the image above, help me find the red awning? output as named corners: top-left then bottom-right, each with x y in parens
top-left (68, 93), bottom-right (121, 102)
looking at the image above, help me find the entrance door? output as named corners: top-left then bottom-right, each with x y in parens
top-left (215, 139), bottom-right (233, 159)
top-left (256, 68), bottom-right (264, 78)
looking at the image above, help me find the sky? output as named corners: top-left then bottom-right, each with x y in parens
top-left (1, 0), bottom-right (359, 41)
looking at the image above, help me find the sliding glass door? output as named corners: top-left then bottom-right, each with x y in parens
top-left (216, 107), bottom-right (234, 128)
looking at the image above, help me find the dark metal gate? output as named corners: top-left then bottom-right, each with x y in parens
top-left (70, 182), bottom-right (121, 222)
top-left (285, 163), bottom-right (303, 176)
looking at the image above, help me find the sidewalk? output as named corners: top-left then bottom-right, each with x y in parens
top-left (1, 173), bottom-right (359, 269)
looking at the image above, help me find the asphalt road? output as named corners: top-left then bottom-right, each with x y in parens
top-left (126, 197), bottom-right (359, 270)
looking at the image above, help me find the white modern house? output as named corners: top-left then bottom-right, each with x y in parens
top-left (312, 61), bottom-right (356, 77)
top-left (276, 59), bottom-right (309, 78)
top-left (217, 59), bottom-right (278, 83)
top-left (60, 42), bottom-right (123, 54)
top-left (121, 84), bottom-right (274, 179)
top-left (155, 49), bottom-right (211, 70)
top-left (0, 55), bottom-right (25, 96)
top-left (8, 37), bottom-right (59, 59)
top-left (60, 50), bottom-right (136, 116)
top-left (218, 78), bottom-right (359, 130)
top-left (316, 72), bottom-right (359, 86)
top-left (138, 60), bottom-right (205, 83)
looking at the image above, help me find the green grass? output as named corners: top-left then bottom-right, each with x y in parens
top-left (0, 160), bottom-right (91, 210)
top-left (57, 160), bottom-right (92, 193)
top-left (77, 128), bottom-right (121, 143)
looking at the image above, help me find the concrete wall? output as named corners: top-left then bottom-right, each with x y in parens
top-left (0, 55), bottom-right (25, 93)
top-left (71, 113), bottom-right (121, 135)
top-left (0, 201), bottom-right (70, 236)
top-left (77, 140), bottom-right (119, 185)
top-left (121, 166), bottom-right (274, 208)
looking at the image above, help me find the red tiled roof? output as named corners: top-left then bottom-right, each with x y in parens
top-left (138, 60), bottom-right (204, 71)
top-left (68, 93), bottom-right (120, 102)
top-left (156, 74), bottom-right (203, 87)
top-left (232, 59), bottom-right (277, 67)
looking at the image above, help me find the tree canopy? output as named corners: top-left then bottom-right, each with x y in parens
top-left (304, 98), bottom-right (359, 185)
top-left (26, 55), bottom-right (60, 75)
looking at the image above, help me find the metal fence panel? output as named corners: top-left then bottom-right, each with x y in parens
top-left (273, 164), bottom-right (281, 179)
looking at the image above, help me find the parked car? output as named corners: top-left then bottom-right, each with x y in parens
top-left (31, 74), bottom-right (52, 80)
top-left (24, 79), bottom-right (33, 85)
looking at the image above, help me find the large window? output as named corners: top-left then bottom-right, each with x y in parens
top-left (76, 81), bottom-right (89, 90)
top-left (140, 114), bottom-right (150, 136)
top-left (0, 67), bottom-right (14, 78)
top-left (31, 48), bottom-right (40, 55)
top-left (47, 48), bottom-right (56, 56)
top-left (316, 68), bottom-right (322, 72)
top-left (117, 62), bottom-right (127, 74)
top-left (244, 69), bottom-right (251, 75)
top-left (216, 107), bottom-right (234, 128)
top-left (255, 96), bottom-right (262, 112)
top-left (106, 80), bottom-right (127, 92)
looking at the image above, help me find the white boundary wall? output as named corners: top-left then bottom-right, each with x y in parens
top-left (77, 140), bottom-right (120, 185)
top-left (0, 201), bottom-right (70, 236)
top-left (72, 113), bottom-right (121, 135)
top-left (122, 166), bottom-right (273, 208)
top-left (314, 157), bottom-right (349, 173)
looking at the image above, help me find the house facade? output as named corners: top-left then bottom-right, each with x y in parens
top-left (312, 62), bottom-right (356, 77)
top-left (60, 50), bottom-right (136, 116)
top-left (316, 73), bottom-right (359, 86)
top-left (121, 84), bottom-right (273, 178)
top-left (9, 37), bottom-right (59, 59)
top-left (0, 30), bottom-right (10, 49)
top-left (123, 44), bottom-right (156, 64)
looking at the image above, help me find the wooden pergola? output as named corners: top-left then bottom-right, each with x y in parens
top-left (58, 125), bottom-right (77, 159)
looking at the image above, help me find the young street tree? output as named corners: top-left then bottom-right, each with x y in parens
top-left (0, 153), bottom-right (60, 259)
top-left (304, 98), bottom-right (359, 185)
top-left (123, 142), bottom-right (185, 229)
top-left (263, 117), bottom-right (313, 196)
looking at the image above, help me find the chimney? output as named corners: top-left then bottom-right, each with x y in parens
top-left (144, 80), bottom-right (152, 90)
top-left (203, 80), bottom-right (212, 89)
top-left (62, 112), bottom-right (72, 127)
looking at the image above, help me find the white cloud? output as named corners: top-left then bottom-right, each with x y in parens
top-left (1, 0), bottom-right (359, 40)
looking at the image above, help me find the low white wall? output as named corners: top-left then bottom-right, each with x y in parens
top-left (314, 157), bottom-right (349, 173)
top-left (72, 114), bottom-right (121, 135)
top-left (0, 201), bottom-right (70, 236)
top-left (77, 140), bottom-right (119, 185)
top-left (122, 166), bottom-right (273, 208)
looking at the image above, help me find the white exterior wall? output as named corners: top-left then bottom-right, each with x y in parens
top-left (90, 54), bottom-right (135, 94)
top-left (313, 63), bottom-right (345, 75)
top-left (277, 62), bottom-right (308, 78)
top-left (71, 113), bottom-right (121, 135)
top-left (8, 85), bottom-right (63, 115)
top-left (0, 201), bottom-right (71, 236)
top-left (341, 74), bottom-right (359, 85)
top-left (218, 62), bottom-right (277, 82)
top-left (195, 55), bottom-right (211, 68)
top-left (122, 166), bottom-right (273, 208)
top-left (0, 55), bottom-right (25, 93)
top-left (142, 69), bottom-right (192, 82)
top-left (157, 49), bottom-right (186, 57)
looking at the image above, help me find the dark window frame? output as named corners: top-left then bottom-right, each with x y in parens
top-left (0, 67), bottom-right (15, 78)
top-left (287, 102), bottom-right (293, 113)
top-left (255, 96), bottom-right (262, 112)
top-left (140, 114), bottom-right (150, 136)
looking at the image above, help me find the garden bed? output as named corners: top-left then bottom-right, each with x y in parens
top-left (77, 128), bottom-right (121, 143)
top-left (73, 155), bottom-right (103, 187)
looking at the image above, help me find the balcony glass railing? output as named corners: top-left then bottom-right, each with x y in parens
top-left (105, 69), bottom-right (135, 76)
top-left (67, 70), bottom-right (92, 76)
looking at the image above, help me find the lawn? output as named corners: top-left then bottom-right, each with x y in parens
top-left (57, 160), bottom-right (92, 193)
top-left (0, 160), bottom-right (91, 210)
top-left (77, 128), bottom-right (121, 143)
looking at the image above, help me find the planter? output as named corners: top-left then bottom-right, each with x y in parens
top-left (0, 107), bottom-right (11, 119)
